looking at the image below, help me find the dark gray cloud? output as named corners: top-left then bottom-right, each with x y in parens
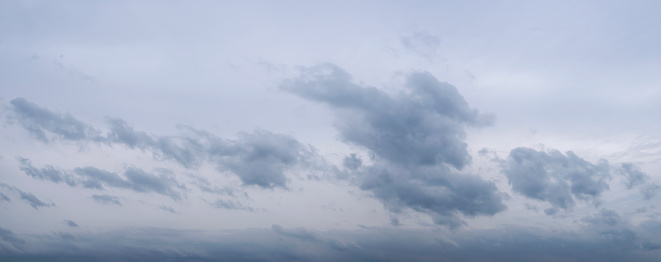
top-left (282, 64), bottom-right (492, 169)
top-left (17, 159), bottom-right (185, 200)
top-left (282, 64), bottom-right (504, 228)
top-left (8, 98), bottom-right (320, 189)
top-left (359, 162), bottom-right (505, 228)
top-left (8, 98), bottom-right (101, 143)
top-left (501, 147), bottom-right (611, 211)
top-left (1, 222), bottom-right (661, 262)
top-left (0, 183), bottom-right (54, 210)
top-left (63, 220), bottom-right (78, 228)
top-left (91, 194), bottom-right (121, 206)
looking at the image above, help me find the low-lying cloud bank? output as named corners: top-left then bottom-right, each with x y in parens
top-left (1, 219), bottom-right (660, 262)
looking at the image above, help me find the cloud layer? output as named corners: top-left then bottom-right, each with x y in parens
top-left (8, 98), bottom-right (321, 189)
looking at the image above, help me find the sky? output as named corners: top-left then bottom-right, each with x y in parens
top-left (1, 1), bottom-right (661, 261)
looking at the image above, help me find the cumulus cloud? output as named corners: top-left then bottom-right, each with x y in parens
top-left (500, 147), bottom-right (611, 211)
top-left (17, 159), bottom-right (185, 200)
top-left (282, 64), bottom-right (504, 228)
top-left (8, 98), bottom-right (320, 189)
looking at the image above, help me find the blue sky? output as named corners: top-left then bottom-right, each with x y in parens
top-left (1, 1), bottom-right (661, 261)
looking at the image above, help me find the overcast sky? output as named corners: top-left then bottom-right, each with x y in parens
top-left (2, 1), bottom-right (661, 261)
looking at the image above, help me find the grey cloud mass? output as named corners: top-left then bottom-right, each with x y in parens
top-left (1, 224), bottom-right (660, 262)
top-left (501, 147), bottom-right (611, 212)
top-left (282, 64), bottom-right (504, 227)
top-left (8, 98), bottom-right (320, 189)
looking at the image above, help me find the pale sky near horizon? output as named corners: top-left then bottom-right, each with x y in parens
top-left (1, 1), bottom-right (661, 261)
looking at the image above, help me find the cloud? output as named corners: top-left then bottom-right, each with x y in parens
top-left (272, 224), bottom-right (359, 251)
top-left (0, 192), bottom-right (9, 202)
top-left (581, 209), bottom-right (638, 248)
top-left (210, 130), bottom-right (315, 189)
top-left (642, 184), bottom-right (661, 200)
top-left (17, 159), bottom-right (185, 200)
top-left (271, 224), bottom-right (318, 242)
top-left (189, 174), bottom-right (241, 197)
top-left (159, 205), bottom-right (176, 214)
top-left (282, 64), bottom-right (504, 228)
top-left (210, 199), bottom-right (254, 211)
top-left (17, 191), bottom-right (55, 209)
top-left (63, 220), bottom-right (78, 228)
top-left (400, 31), bottom-right (441, 59)
top-left (0, 227), bottom-right (25, 253)
top-left (73, 166), bottom-right (132, 190)
top-left (0, 183), bottom-right (54, 210)
top-left (17, 157), bottom-right (77, 186)
top-left (500, 147), bottom-right (611, 211)
top-left (91, 194), bottom-right (122, 206)
top-left (123, 168), bottom-right (185, 200)
top-left (342, 153), bottom-right (362, 170)
top-left (619, 163), bottom-right (649, 189)
top-left (616, 163), bottom-right (660, 200)
top-left (8, 98), bottom-right (101, 143)
top-left (8, 98), bottom-right (321, 189)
